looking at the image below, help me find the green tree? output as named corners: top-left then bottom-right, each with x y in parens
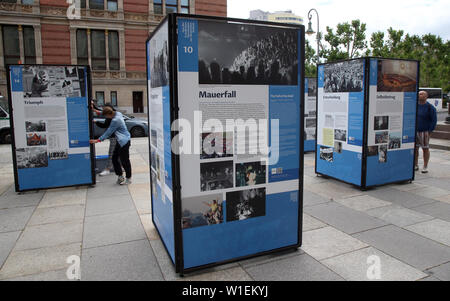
top-left (305, 39), bottom-right (317, 77)
top-left (322, 20), bottom-right (367, 62)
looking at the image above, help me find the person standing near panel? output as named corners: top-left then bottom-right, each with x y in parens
top-left (415, 91), bottom-right (437, 173)
top-left (90, 106), bottom-right (132, 185)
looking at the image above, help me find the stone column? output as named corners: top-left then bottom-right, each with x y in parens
top-left (190, 0), bottom-right (194, 14)
top-left (69, 27), bottom-right (77, 65)
top-left (105, 29), bottom-right (109, 71)
top-left (87, 28), bottom-right (92, 67)
top-left (18, 25), bottom-right (25, 64)
top-left (118, 29), bottom-right (125, 78)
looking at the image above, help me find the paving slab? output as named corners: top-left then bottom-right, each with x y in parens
top-left (2, 269), bottom-right (71, 281)
top-left (14, 221), bottom-right (83, 251)
top-left (321, 247), bottom-right (427, 281)
top-left (238, 248), bottom-right (304, 269)
top-left (0, 231), bottom-right (21, 268)
top-left (366, 187), bottom-right (437, 209)
top-left (303, 174), bottom-right (328, 185)
top-left (0, 243), bottom-right (81, 280)
top-left (405, 219), bottom-right (450, 247)
top-left (353, 225), bottom-right (450, 270)
top-left (245, 252), bottom-right (344, 281)
top-left (28, 205), bottom-right (85, 226)
top-left (128, 183), bottom-right (151, 215)
top-left (0, 207), bottom-right (35, 233)
top-left (304, 202), bottom-right (388, 235)
top-left (131, 172), bottom-right (150, 185)
top-left (302, 227), bottom-right (368, 261)
top-left (39, 188), bottom-right (87, 209)
top-left (433, 194), bottom-right (450, 204)
top-left (334, 195), bottom-right (391, 212)
top-left (409, 186), bottom-right (450, 199)
top-left (302, 213), bottom-right (327, 232)
top-left (426, 262), bottom-right (450, 281)
top-left (391, 182), bottom-right (427, 192)
top-left (366, 205), bottom-right (434, 227)
top-left (419, 276), bottom-right (441, 281)
top-left (139, 214), bottom-right (160, 241)
top-left (81, 239), bottom-right (163, 281)
top-left (412, 202), bottom-right (450, 222)
top-left (0, 186), bottom-right (43, 209)
top-left (303, 189), bottom-right (331, 207)
top-left (306, 182), bottom-right (363, 200)
top-left (86, 182), bottom-right (130, 199)
top-left (83, 210), bottom-right (146, 249)
top-left (86, 194), bottom-right (135, 217)
top-left (149, 239), bottom-right (178, 281)
top-left (183, 266), bottom-right (253, 281)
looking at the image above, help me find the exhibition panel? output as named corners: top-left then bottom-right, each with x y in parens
top-left (315, 57), bottom-right (419, 189)
top-left (147, 14), bottom-right (305, 274)
top-left (7, 64), bottom-right (95, 192)
top-left (304, 77), bottom-right (317, 152)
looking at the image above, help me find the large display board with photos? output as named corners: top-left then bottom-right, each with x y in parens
top-left (316, 58), bottom-right (419, 189)
top-left (7, 64), bottom-right (95, 192)
top-left (147, 14), bottom-right (304, 274)
top-left (304, 77), bottom-right (317, 152)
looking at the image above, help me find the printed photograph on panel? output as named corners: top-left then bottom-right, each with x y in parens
top-left (149, 22), bottom-right (169, 88)
top-left (320, 146), bottom-right (334, 162)
top-left (26, 133), bottom-right (47, 146)
top-left (323, 59), bottom-right (364, 93)
top-left (201, 132), bottom-right (233, 160)
top-left (25, 120), bottom-right (46, 133)
top-left (182, 194), bottom-right (224, 229)
top-left (388, 132), bottom-right (402, 150)
top-left (235, 161), bottom-right (266, 187)
top-left (367, 146), bottom-right (379, 157)
top-left (379, 145), bottom-right (388, 163)
top-left (16, 147), bottom-right (48, 169)
top-left (374, 116), bottom-right (389, 131)
top-left (308, 78), bottom-right (317, 97)
top-left (200, 161), bottom-right (233, 192)
top-left (375, 131), bottom-right (389, 144)
top-left (334, 141), bottom-right (343, 154)
top-left (226, 188), bottom-right (266, 222)
top-left (198, 20), bottom-right (298, 85)
top-left (377, 59), bottom-right (418, 92)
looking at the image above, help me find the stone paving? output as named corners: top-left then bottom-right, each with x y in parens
top-left (0, 138), bottom-right (449, 281)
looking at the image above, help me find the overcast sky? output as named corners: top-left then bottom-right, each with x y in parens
top-left (228, 0), bottom-right (450, 49)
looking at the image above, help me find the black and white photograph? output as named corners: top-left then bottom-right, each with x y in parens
top-left (198, 20), bottom-right (298, 85)
top-left (25, 120), bottom-right (46, 133)
top-left (200, 161), bottom-right (233, 192)
top-left (182, 194), bottom-right (224, 229)
top-left (151, 169), bottom-right (159, 201)
top-left (379, 145), bottom-right (388, 163)
top-left (201, 132), bottom-right (233, 160)
top-left (320, 146), bottom-right (334, 162)
top-left (334, 141), bottom-right (343, 154)
top-left (389, 132), bottom-right (402, 149)
top-left (305, 128), bottom-right (316, 141)
top-left (16, 147), bottom-right (48, 169)
top-left (49, 150), bottom-right (68, 160)
top-left (308, 79), bottom-right (317, 97)
top-left (150, 24), bottom-right (169, 88)
top-left (323, 59), bottom-right (364, 93)
top-left (367, 146), bottom-right (379, 157)
top-left (334, 129), bottom-right (347, 142)
top-left (226, 188), bottom-right (266, 222)
top-left (235, 161), bottom-right (266, 187)
top-left (26, 133), bottom-right (47, 146)
top-left (150, 147), bottom-right (157, 170)
top-left (377, 59), bottom-right (418, 92)
top-left (375, 131), bottom-right (389, 144)
top-left (305, 118), bottom-right (316, 129)
top-left (150, 129), bottom-right (158, 148)
top-left (374, 116), bottom-right (389, 131)
top-left (22, 66), bottom-right (82, 98)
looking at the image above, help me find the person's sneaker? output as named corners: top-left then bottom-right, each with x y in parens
top-left (99, 169), bottom-right (110, 176)
top-left (421, 167), bottom-right (428, 174)
top-left (120, 178), bottom-right (132, 185)
top-left (414, 165), bottom-right (419, 172)
top-left (116, 175), bottom-right (125, 184)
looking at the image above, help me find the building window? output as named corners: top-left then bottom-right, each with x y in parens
top-left (95, 91), bottom-right (105, 106)
top-left (2, 25), bottom-right (20, 65)
top-left (153, 0), bottom-right (162, 14)
top-left (110, 91), bottom-right (117, 106)
top-left (80, 0), bottom-right (86, 8)
top-left (22, 0), bottom-right (34, 4)
top-left (181, 0), bottom-right (189, 14)
top-left (0, 0), bottom-right (18, 3)
top-left (108, 31), bottom-right (119, 70)
top-left (76, 29), bottom-right (88, 65)
top-left (23, 26), bottom-right (35, 64)
top-left (107, 0), bottom-right (117, 11)
top-left (166, 0), bottom-right (177, 13)
top-left (89, 0), bottom-right (103, 10)
top-left (91, 30), bottom-right (106, 70)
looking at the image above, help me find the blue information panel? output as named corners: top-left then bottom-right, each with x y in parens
top-left (8, 65), bottom-right (94, 192)
top-left (316, 59), bottom-right (366, 186)
top-left (147, 19), bottom-right (176, 263)
top-left (365, 58), bottom-right (418, 186)
top-left (176, 16), bottom-right (303, 272)
top-left (316, 58), bottom-right (418, 188)
top-left (304, 77), bottom-right (317, 152)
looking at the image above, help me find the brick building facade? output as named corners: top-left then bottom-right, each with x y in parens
top-left (0, 0), bottom-right (227, 114)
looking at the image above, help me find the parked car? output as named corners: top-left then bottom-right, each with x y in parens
top-left (93, 113), bottom-right (149, 138)
top-left (0, 97), bottom-right (11, 144)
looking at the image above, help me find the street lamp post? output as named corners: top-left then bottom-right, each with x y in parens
top-left (306, 8), bottom-right (320, 64)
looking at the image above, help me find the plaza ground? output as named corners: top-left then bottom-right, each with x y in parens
top-left (0, 138), bottom-right (449, 281)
